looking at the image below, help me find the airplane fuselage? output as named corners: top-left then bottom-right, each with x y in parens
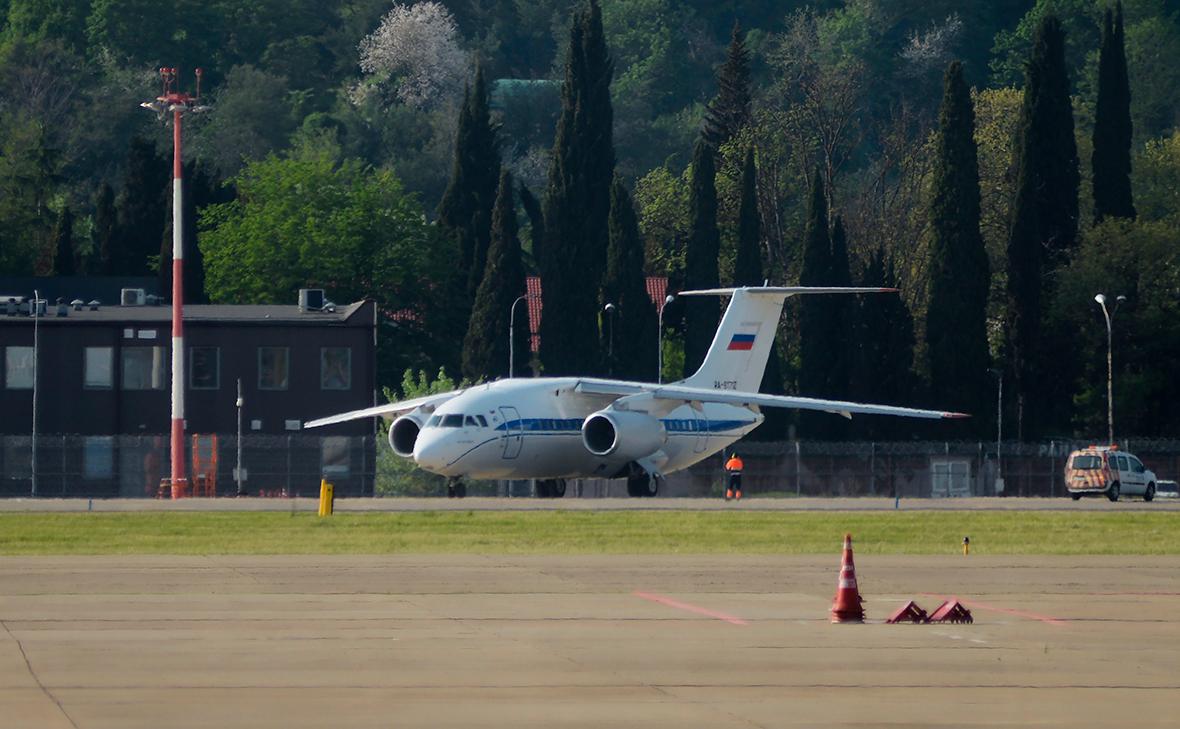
top-left (411, 378), bottom-right (762, 479)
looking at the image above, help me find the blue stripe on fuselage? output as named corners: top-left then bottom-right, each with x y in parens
top-left (492, 418), bottom-right (755, 434)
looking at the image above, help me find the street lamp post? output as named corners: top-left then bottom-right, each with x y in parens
top-left (1094, 293), bottom-right (1126, 444)
top-left (509, 294), bottom-right (536, 379)
top-left (657, 294), bottom-right (674, 384)
top-left (141, 67), bottom-right (210, 497)
top-left (31, 289), bottom-right (41, 497)
top-left (603, 303), bottom-right (617, 376)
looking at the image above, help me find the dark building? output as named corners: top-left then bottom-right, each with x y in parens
top-left (0, 287), bottom-right (377, 497)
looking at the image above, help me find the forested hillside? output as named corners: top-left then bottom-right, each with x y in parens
top-left (1, 0), bottom-right (1178, 439)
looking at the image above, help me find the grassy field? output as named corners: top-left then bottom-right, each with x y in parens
top-left (0, 510), bottom-right (1177, 555)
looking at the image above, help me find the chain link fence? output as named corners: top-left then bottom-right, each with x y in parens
top-left (2, 434), bottom-right (1177, 499)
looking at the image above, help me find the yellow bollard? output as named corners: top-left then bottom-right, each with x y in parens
top-left (962, 536), bottom-right (970, 556)
top-left (318, 479), bottom-right (335, 517)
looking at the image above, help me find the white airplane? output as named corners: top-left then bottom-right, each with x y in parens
top-left (307, 286), bottom-right (966, 497)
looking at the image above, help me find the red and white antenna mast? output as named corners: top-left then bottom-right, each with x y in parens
top-left (141, 67), bottom-right (210, 497)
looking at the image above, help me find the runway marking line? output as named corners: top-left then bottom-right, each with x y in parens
top-left (922, 593), bottom-right (1068, 627)
top-left (633, 591), bottom-right (749, 626)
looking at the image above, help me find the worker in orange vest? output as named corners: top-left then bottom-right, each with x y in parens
top-left (724, 452), bottom-right (744, 501)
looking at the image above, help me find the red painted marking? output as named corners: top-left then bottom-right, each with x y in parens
top-left (922, 593), bottom-right (1067, 627)
top-left (633, 591), bottom-right (749, 626)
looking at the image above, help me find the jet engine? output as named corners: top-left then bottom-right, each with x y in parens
top-left (582, 410), bottom-right (666, 461)
top-left (388, 410), bottom-right (428, 457)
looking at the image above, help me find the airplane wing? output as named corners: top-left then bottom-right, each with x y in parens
top-left (304, 390), bottom-right (464, 429)
top-left (573, 379), bottom-right (966, 420)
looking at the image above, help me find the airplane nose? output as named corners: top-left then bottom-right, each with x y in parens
top-left (413, 432), bottom-right (450, 472)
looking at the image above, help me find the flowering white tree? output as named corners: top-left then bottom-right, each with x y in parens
top-left (357, 1), bottom-right (468, 110)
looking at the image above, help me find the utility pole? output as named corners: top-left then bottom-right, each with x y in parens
top-left (141, 67), bottom-right (210, 496)
top-left (31, 289), bottom-right (40, 497)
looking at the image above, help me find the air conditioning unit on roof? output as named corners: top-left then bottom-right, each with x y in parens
top-left (121, 288), bottom-right (146, 306)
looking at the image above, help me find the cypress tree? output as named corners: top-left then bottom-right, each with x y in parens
top-left (602, 176), bottom-right (658, 381)
top-left (702, 21), bottom-right (752, 150)
top-left (851, 248), bottom-right (916, 440)
top-left (1092, 2), bottom-right (1135, 223)
top-left (797, 169), bottom-right (836, 439)
top-left (92, 182), bottom-right (116, 275)
top-left (437, 65), bottom-right (501, 300)
top-left (50, 206), bottom-right (75, 275)
top-left (733, 147), bottom-right (788, 440)
top-left (828, 214), bottom-right (851, 397)
top-left (462, 169), bottom-right (528, 381)
top-left (539, 0), bottom-right (615, 376)
top-left (116, 136), bottom-right (168, 276)
top-left (1006, 15), bottom-right (1080, 438)
top-left (518, 183), bottom-right (543, 264)
top-left (682, 138), bottom-right (721, 377)
top-left (926, 61), bottom-right (991, 431)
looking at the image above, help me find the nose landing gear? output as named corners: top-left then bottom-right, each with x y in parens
top-left (446, 477), bottom-right (466, 498)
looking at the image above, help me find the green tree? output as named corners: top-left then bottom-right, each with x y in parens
top-left (602, 175), bottom-right (658, 381)
top-left (851, 247), bottom-right (917, 440)
top-left (200, 134), bottom-right (459, 383)
top-left (732, 147), bottom-right (788, 440)
top-left (49, 204), bottom-right (73, 275)
top-left (437, 65), bottom-right (500, 300)
top-left (90, 181), bottom-right (116, 275)
top-left (682, 138), bottom-right (720, 377)
top-left (462, 169), bottom-right (528, 381)
top-left (1006, 14), bottom-right (1081, 438)
top-left (702, 21), bottom-right (751, 150)
top-left (115, 136), bottom-right (167, 276)
top-left (926, 61), bottom-right (992, 432)
top-left (0, 116), bottom-right (57, 275)
top-left (539, 0), bottom-right (615, 376)
top-left (1092, 2), bottom-right (1135, 223)
top-left (797, 168), bottom-right (838, 439)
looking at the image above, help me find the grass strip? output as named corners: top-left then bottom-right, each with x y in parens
top-left (0, 511), bottom-right (1178, 556)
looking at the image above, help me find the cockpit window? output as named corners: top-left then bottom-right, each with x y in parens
top-left (441, 414), bottom-right (464, 428)
top-left (465, 416), bottom-right (479, 427)
top-left (476, 415), bottom-right (488, 427)
top-left (427, 415), bottom-right (441, 427)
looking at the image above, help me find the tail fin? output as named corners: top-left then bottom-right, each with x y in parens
top-left (677, 286), bottom-right (895, 393)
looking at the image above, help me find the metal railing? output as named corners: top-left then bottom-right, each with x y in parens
top-left (2, 435), bottom-right (1177, 499)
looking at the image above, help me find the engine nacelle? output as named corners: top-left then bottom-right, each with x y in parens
top-left (388, 411), bottom-right (427, 457)
top-left (582, 410), bottom-right (666, 461)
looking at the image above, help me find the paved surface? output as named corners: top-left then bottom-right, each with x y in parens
top-left (2, 496), bottom-right (1178, 512)
top-left (1, 554), bottom-right (1177, 728)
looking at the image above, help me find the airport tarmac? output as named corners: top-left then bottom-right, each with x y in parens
top-left (1, 554), bottom-right (1177, 728)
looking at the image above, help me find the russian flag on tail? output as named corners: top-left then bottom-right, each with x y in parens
top-left (727, 333), bottom-right (756, 351)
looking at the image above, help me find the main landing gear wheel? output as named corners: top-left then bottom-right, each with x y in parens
top-left (446, 478), bottom-right (466, 498)
top-left (535, 479), bottom-right (566, 498)
top-left (626, 472), bottom-right (658, 498)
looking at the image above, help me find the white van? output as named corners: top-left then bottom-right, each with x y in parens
top-left (1065, 446), bottom-right (1159, 502)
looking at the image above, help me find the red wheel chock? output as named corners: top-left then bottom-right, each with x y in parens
top-left (928, 599), bottom-right (974, 624)
top-left (885, 600), bottom-right (930, 624)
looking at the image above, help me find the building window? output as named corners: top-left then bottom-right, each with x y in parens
top-left (121, 346), bottom-right (165, 390)
top-left (321, 437), bottom-right (350, 478)
top-left (83, 436), bottom-right (115, 479)
top-left (321, 347), bottom-right (351, 390)
top-left (190, 347), bottom-right (219, 390)
top-left (5, 346), bottom-right (34, 389)
top-left (84, 347), bottom-right (113, 389)
top-left (258, 347), bottom-right (289, 390)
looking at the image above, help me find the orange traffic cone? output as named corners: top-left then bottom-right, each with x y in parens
top-left (830, 533), bottom-right (865, 623)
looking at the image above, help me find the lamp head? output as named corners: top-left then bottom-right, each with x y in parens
top-left (1116, 295), bottom-right (1127, 303)
top-left (604, 303), bottom-right (617, 313)
top-left (1094, 293), bottom-right (1106, 305)
top-left (664, 294), bottom-right (675, 305)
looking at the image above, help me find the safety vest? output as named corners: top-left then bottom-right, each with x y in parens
top-left (725, 455), bottom-right (743, 472)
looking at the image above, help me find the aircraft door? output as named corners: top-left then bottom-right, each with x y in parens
top-left (692, 408), bottom-right (709, 454)
top-left (499, 406), bottom-right (523, 459)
